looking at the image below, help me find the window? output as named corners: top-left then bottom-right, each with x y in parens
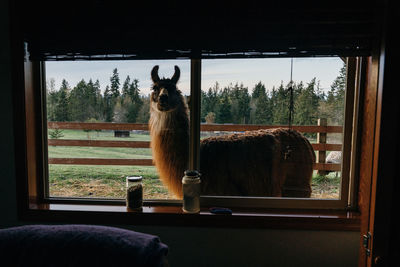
top-left (39, 55), bottom-right (361, 210)
top-left (199, 57), bottom-right (361, 209)
top-left (200, 58), bottom-right (345, 200)
top-left (45, 60), bottom-right (190, 201)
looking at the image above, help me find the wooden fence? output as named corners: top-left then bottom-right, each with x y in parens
top-left (47, 120), bottom-right (342, 172)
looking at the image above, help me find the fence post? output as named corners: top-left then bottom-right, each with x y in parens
top-left (317, 118), bottom-right (328, 175)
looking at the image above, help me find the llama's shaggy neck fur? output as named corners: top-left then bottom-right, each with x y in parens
top-left (149, 97), bottom-right (189, 198)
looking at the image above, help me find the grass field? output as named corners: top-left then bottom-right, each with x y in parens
top-left (48, 129), bottom-right (340, 200)
top-left (48, 130), bottom-right (175, 199)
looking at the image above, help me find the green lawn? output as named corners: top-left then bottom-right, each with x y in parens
top-left (49, 146), bottom-right (152, 159)
top-left (48, 130), bottom-right (172, 199)
top-left (48, 164), bottom-right (175, 199)
top-left (50, 129), bottom-right (151, 141)
top-left (48, 129), bottom-right (340, 200)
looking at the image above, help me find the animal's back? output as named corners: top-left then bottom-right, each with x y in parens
top-left (199, 128), bottom-right (315, 197)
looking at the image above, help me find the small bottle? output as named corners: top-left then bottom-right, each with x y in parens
top-left (126, 176), bottom-right (143, 210)
top-left (182, 170), bottom-right (201, 213)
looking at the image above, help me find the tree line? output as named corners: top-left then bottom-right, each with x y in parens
top-left (47, 68), bottom-right (149, 124)
top-left (47, 64), bottom-right (346, 126)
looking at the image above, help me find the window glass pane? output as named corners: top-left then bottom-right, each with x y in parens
top-left (45, 60), bottom-right (190, 200)
top-left (200, 58), bottom-right (345, 199)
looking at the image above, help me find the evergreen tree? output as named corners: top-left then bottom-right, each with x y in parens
top-left (200, 90), bottom-right (208, 122)
top-left (121, 75), bottom-right (131, 102)
top-left (123, 78), bottom-right (143, 123)
top-left (252, 81), bottom-right (266, 99)
top-left (93, 79), bottom-right (103, 120)
top-left (54, 79), bottom-right (70, 121)
top-left (85, 79), bottom-right (98, 119)
top-left (49, 128), bottom-right (64, 139)
top-left (254, 91), bottom-right (272, 124)
top-left (103, 85), bottom-right (113, 122)
top-left (110, 68), bottom-right (120, 99)
top-left (216, 91), bottom-right (232, 123)
top-left (201, 82), bottom-right (219, 121)
top-left (294, 78), bottom-right (320, 126)
top-left (69, 79), bottom-right (88, 121)
top-left (328, 64), bottom-right (346, 125)
top-left (46, 78), bottom-right (58, 121)
top-left (230, 83), bottom-right (251, 124)
top-left (271, 83), bottom-right (289, 125)
top-left (127, 79), bottom-right (141, 103)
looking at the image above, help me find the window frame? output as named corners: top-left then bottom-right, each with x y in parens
top-left (36, 58), bottom-right (360, 209)
top-left (16, 47), bottom-right (367, 229)
top-left (36, 56), bottom-right (362, 210)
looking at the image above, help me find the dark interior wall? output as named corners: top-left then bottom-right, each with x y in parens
top-left (0, 1), bottom-right (360, 266)
top-left (0, 0), bottom-right (18, 228)
top-left (129, 226), bottom-right (359, 267)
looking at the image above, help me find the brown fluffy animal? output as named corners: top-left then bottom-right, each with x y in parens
top-left (149, 65), bottom-right (316, 198)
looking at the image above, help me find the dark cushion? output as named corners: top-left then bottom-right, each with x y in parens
top-left (0, 224), bottom-right (168, 267)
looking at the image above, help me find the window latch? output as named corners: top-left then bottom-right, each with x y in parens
top-left (363, 232), bottom-right (371, 257)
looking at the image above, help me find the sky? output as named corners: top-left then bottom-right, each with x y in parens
top-left (46, 57), bottom-right (344, 96)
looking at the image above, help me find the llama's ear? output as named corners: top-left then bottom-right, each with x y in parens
top-left (171, 65), bottom-right (180, 84)
top-left (151, 65), bottom-right (160, 83)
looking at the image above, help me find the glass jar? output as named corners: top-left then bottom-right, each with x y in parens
top-left (182, 170), bottom-right (201, 213)
top-left (126, 176), bottom-right (143, 210)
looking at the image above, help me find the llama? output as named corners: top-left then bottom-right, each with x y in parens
top-left (149, 65), bottom-right (316, 198)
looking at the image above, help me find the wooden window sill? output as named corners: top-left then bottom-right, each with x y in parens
top-left (23, 202), bottom-right (360, 231)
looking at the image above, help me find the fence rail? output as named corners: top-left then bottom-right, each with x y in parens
top-left (48, 122), bottom-right (343, 172)
top-left (48, 122), bottom-right (343, 133)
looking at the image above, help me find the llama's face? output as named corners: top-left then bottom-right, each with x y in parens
top-left (150, 65), bottom-right (182, 112)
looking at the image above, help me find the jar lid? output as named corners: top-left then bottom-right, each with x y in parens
top-left (184, 170), bottom-right (199, 177)
top-left (126, 176), bottom-right (143, 182)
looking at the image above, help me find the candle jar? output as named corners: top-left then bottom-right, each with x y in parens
top-left (126, 176), bottom-right (143, 210)
top-left (182, 170), bottom-right (201, 213)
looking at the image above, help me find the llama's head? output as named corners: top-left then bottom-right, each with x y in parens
top-left (150, 65), bottom-right (183, 112)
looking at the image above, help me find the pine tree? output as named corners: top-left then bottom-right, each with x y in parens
top-left (46, 78), bottom-right (58, 121)
top-left (93, 79), bottom-right (103, 119)
top-left (103, 85), bottom-right (113, 122)
top-left (54, 79), bottom-right (70, 122)
top-left (127, 79), bottom-right (141, 103)
top-left (121, 75), bottom-right (131, 102)
top-left (330, 64), bottom-right (346, 125)
top-left (216, 90), bottom-right (232, 123)
top-left (201, 82), bottom-right (219, 121)
top-left (254, 90), bottom-right (272, 124)
top-left (110, 68), bottom-right (120, 99)
top-left (252, 81), bottom-right (266, 99)
top-left (116, 78), bottom-right (143, 123)
top-left (294, 78), bottom-right (320, 126)
top-left (200, 90), bottom-right (208, 122)
top-left (85, 79), bottom-right (98, 119)
top-left (230, 83), bottom-right (250, 124)
top-left (48, 128), bottom-right (64, 139)
top-left (271, 83), bottom-right (289, 125)
top-left (69, 79), bottom-right (88, 122)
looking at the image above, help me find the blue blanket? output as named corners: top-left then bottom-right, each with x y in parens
top-left (0, 224), bottom-right (168, 267)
